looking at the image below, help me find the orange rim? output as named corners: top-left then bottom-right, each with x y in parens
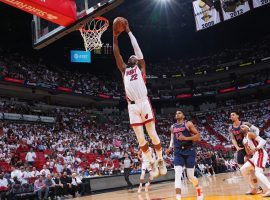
top-left (80, 16), bottom-right (109, 33)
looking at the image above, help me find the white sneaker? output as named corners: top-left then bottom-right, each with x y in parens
top-left (157, 159), bottom-right (167, 176)
top-left (145, 183), bottom-right (150, 192)
top-left (138, 186), bottom-right (142, 193)
top-left (150, 160), bottom-right (159, 178)
top-left (197, 194), bottom-right (204, 200)
top-left (262, 189), bottom-right (270, 197)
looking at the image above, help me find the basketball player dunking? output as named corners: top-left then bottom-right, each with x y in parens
top-left (137, 147), bottom-right (155, 193)
top-left (166, 111), bottom-right (204, 200)
top-left (240, 124), bottom-right (270, 197)
top-left (229, 112), bottom-right (262, 195)
top-left (113, 18), bottom-right (167, 177)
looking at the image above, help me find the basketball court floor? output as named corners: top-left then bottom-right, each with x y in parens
top-left (78, 171), bottom-right (270, 200)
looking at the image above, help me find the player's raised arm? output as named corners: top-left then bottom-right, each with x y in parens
top-left (125, 22), bottom-right (146, 74)
top-left (113, 23), bottom-right (126, 74)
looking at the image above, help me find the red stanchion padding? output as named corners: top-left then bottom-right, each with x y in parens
top-left (0, 0), bottom-right (77, 26)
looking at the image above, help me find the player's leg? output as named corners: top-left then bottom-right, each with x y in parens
top-left (255, 166), bottom-right (270, 197)
top-left (186, 153), bottom-right (204, 200)
top-left (240, 161), bottom-right (258, 194)
top-left (142, 101), bottom-right (166, 176)
top-left (141, 100), bottom-right (162, 159)
top-left (138, 167), bottom-right (146, 193)
top-left (145, 168), bottom-right (154, 192)
top-left (129, 104), bottom-right (154, 163)
top-left (145, 121), bottom-right (167, 176)
top-left (174, 154), bottom-right (185, 200)
top-left (254, 151), bottom-right (270, 197)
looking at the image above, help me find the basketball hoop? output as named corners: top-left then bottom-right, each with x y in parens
top-left (79, 17), bottom-right (109, 51)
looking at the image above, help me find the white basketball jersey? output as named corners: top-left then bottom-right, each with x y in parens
top-left (123, 65), bottom-right (148, 101)
top-left (242, 133), bottom-right (257, 151)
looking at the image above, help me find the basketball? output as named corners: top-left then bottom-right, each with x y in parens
top-left (113, 17), bottom-right (127, 36)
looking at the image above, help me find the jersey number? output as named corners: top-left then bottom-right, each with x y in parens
top-left (130, 74), bottom-right (138, 81)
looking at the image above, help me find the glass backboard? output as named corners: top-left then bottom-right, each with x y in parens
top-left (32, 0), bottom-right (124, 49)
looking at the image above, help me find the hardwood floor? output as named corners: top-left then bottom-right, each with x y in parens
top-left (77, 170), bottom-right (270, 200)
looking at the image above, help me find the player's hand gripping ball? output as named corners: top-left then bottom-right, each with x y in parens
top-left (113, 17), bottom-right (127, 36)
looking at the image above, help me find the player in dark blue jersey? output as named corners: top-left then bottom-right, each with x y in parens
top-left (229, 111), bottom-right (262, 195)
top-left (166, 111), bottom-right (203, 200)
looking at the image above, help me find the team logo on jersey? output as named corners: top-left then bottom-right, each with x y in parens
top-left (126, 67), bottom-right (137, 76)
top-left (173, 127), bottom-right (185, 133)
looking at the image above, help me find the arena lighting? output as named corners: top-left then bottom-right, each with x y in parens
top-left (156, 0), bottom-right (172, 3)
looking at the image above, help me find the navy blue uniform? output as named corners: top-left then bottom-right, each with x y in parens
top-left (229, 121), bottom-right (246, 165)
top-left (172, 121), bottom-right (196, 168)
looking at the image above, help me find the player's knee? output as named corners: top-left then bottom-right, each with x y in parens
top-left (145, 122), bottom-right (160, 145)
top-left (187, 169), bottom-right (198, 186)
top-left (240, 166), bottom-right (249, 176)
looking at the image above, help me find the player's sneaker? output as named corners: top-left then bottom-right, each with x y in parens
top-left (145, 183), bottom-right (150, 192)
top-left (150, 160), bottom-right (159, 178)
top-left (137, 186), bottom-right (142, 193)
top-left (262, 190), bottom-right (270, 197)
top-left (157, 158), bottom-right (167, 176)
top-left (245, 186), bottom-right (263, 195)
top-left (197, 194), bottom-right (204, 200)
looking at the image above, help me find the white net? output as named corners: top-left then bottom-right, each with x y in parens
top-left (79, 17), bottom-right (109, 51)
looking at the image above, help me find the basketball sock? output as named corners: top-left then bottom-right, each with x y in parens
top-left (155, 148), bottom-right (163, 160)
top-left (255, 169), bottom-right (270, 189)
top-left (143, 149), bottom-right (154, 163)
top-left (249, 172), bottom-right (258, 189)
top-left (176, 194), bottom-right (181, 200)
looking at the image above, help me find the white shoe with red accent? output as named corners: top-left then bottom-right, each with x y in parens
top-left (145, 183), bottom-right (150, 192)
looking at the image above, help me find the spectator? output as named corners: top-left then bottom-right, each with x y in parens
top-left (0, 172), bottom-right (10, 200)
top-left (31, 167), bottom-right (40, 178)
top-left (40, 165), bottom-right (51, 177)
top-left (70, 172), bottom-right (83, 198)
top-left (52, 173), bottom-right (64, 199)
top-left (60, 172), bottom-right (72, 197)
top-left (44, 174), bottom-right (56, 199)
top-left (121, 152), bottom-right (133, 190)
top-left (34, 175), bottom-right (49, 200)
top-left (25, 148), bottom-right (37, 166)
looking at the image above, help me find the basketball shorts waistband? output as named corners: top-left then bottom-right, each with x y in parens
top-left (128, 97), bottom-right (149, 104)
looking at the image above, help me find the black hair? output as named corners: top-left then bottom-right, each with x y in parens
top-left (231, 111), bottom-right (240, 117)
